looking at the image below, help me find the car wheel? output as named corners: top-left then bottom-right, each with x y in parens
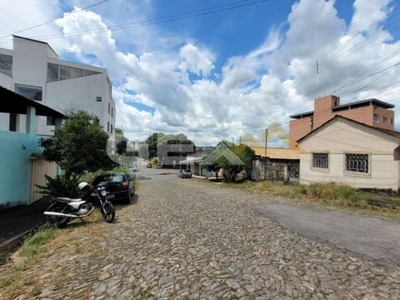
top-left (123, 191), bottom-right (132, 204)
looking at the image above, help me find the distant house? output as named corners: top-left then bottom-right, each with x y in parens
top-left (289, 95), bottom-right (395, 148)
top-left (178, 156), bottom-right (204, 176)
top-left (0, 86), bottom-right (66, 210)
top-left (297, 115), bottom-right (400, 192)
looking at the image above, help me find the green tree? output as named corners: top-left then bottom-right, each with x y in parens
top-left (201, 141), bottom-right (255, 181)
top-left (228, 143), bottom-right (255, 179)
top-left (113, 128), bottom-right (138, 165)
top-left (157, 133), bottom-right (196, 166)
top-left (201, 141), bottom-right (233, 175)
top-left (144, 133), bottom-right (196, 164)
top-left (145, 132), bottom-right (164, 159)
top-left (114, 128), bottom-right (128, 155)
top-left (39, 110), bottom-right (116, 181)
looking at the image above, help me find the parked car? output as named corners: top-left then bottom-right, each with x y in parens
top-left (91, 173), bottom-right (135, 204)
top-left (178, 169), bottom-right (192, 178)
top-left (146, 163), bottom-right (152, 168)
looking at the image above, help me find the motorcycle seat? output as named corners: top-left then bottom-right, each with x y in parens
top-left (56, 197), bottom-right (83, 202)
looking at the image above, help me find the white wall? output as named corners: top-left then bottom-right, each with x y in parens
top-left (299, 118), bottom-right (400, 190)
top-left (45, 73), bottom-right (115, 133)
top-left (0, 37), bottom-right (116, 136)
top-left (300, 153), bottom-right (399, 190)
top-left (12, 37), bottom-right (48, 87)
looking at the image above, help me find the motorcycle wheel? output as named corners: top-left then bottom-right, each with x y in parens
top-left (46, 202), bottom-right (72, 228)
top-left (102, 202), bottom-right (115, 223)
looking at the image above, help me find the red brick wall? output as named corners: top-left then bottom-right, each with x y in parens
top-left (289, 95), bottom-right (394, 149)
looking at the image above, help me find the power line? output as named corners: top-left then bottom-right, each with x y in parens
top-left (1, 0), bottom-right (399, 146)
top-left (0, 0), bottom-right (110, 40)
top-left (0, 0), bottom-right (271, 42)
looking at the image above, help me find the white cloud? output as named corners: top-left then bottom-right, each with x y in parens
top-left (0, 0), bottom-right (399, 146)
top-left (0, 0), bottom-right (62, 49)
top-left (179, 43), bottom-right (214, 77)
top-left (350, 0), bottom-right (392, 34)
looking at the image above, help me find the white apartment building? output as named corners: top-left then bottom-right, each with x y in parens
top-left (0, 35), bottom-right (115, 136)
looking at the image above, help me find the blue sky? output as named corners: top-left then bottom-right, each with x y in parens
top-left (0, 0), bottom-right (399, 146)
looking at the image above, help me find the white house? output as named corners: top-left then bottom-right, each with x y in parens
top-left (0, 35), bottom-right (115, 136)
top-left (297, 115), bottom-right (400, 191)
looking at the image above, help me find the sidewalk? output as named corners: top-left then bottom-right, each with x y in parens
top-left (0, 198), bottom-right (49, 251)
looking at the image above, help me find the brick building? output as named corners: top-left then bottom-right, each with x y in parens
top-left (289, 95), bottom-right (395, 148)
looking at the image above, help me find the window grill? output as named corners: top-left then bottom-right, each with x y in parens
top-left (312, 153), bottom-right (328, 169)
top-left (345, 153), bottom-right (369, 173)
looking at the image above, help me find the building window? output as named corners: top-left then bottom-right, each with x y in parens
top-left (47, 63), bottom-right (59, 81)
top-left (345, 153), bottom-right (369, 174)
top-left (111, 107), bottom-right (114, 118)
top-left (59, 65), bottom-right (71, 80)
top-left (110, 124), bottom-right (113, 134)
top-left (72, 67), bottom-right (84, 78)
top-left (15, 84), bottom-right (43, 101)
top-left (373, 114), bottom-right (380, 123)
top-left (312, 153), bottom-right (329, 169)
top-left (108, 102), bottom-right (110, 114)
top-left (46, 116), bottom-right (56, 126)
top-left (0, 53), bottom-right (12, 77)
top-left (96, 96), bottom-right (102, 102)
top-left (47, 63), bottom-right (101, 82)
top-left (107, 122), bottom-right (110, 133)
top-left (383, 116), bottom-right (387, 123)
top-left (390, 118), bottom-right (394, 124)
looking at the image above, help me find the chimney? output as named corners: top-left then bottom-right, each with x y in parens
top-left (314, 95), bottom-right (340, 114)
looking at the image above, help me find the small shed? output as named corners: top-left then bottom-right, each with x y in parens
top-left (178, 156), bottom-right (204, 176)
top-left (250, 146), bottom-right (300, 181)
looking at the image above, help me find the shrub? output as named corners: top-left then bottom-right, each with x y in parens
top-left (36, 175), bottom-right (81, 198)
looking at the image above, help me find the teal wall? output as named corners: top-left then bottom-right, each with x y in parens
top-left (0, 130), bottom-right (43, 209)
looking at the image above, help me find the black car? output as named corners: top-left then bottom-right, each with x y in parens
top-left (91, 173), bottom-right (135, 204)
top-left (178, 169), bottom-right (192, 178)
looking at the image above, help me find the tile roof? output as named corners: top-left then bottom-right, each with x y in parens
top-left (290, 98), bottom-right (394, 119)
top-left (250, 146), bottom-right (300, 160)
top-left (297, 115), bottom-right (400, 143)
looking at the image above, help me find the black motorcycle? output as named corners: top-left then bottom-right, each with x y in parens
top-left (44, 181), bottom-right (115, 227)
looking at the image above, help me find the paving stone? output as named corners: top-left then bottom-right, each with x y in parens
top-left (1, 175), bottom-right (400, 299)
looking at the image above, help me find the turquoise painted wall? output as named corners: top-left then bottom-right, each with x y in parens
top-left (0, 130), bottom-right (43, 209)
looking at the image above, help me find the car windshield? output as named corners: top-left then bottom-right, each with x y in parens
top-left (94, 174), bottom-right (125, 184)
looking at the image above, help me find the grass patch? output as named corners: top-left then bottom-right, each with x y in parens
top-left (213, 180), bottom-right (400, 221)
top-left (13, 225), bottom-right (66, 268)
top-left (0, 225), bottom-right (63, 299)
top-left (0, 250), bottom-right (10, 265)
top-left (0, 206), bottom-right (115, 299)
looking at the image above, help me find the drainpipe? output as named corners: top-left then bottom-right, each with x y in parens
top-left (310, 116), bottom-right (314, 131)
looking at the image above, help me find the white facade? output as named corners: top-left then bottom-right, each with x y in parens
top-left (298, 116), bottom-right (400, 191)
top-left (0, 36), bottom-right (115, 136)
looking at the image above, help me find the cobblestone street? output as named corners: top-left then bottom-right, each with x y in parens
top-left (1, 173), bottom-right (400, 299)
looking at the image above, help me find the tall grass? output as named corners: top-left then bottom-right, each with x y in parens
top-left (19, 226), bottom-right (59, 261)
top-left (223, 180), bottom-right (400, 221)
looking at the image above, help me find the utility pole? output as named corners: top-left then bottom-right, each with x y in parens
top-left (264, 128), bottom-right (268, 180)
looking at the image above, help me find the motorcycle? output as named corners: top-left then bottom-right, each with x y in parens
top-left (44, 181), bottom-right (115, 227)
